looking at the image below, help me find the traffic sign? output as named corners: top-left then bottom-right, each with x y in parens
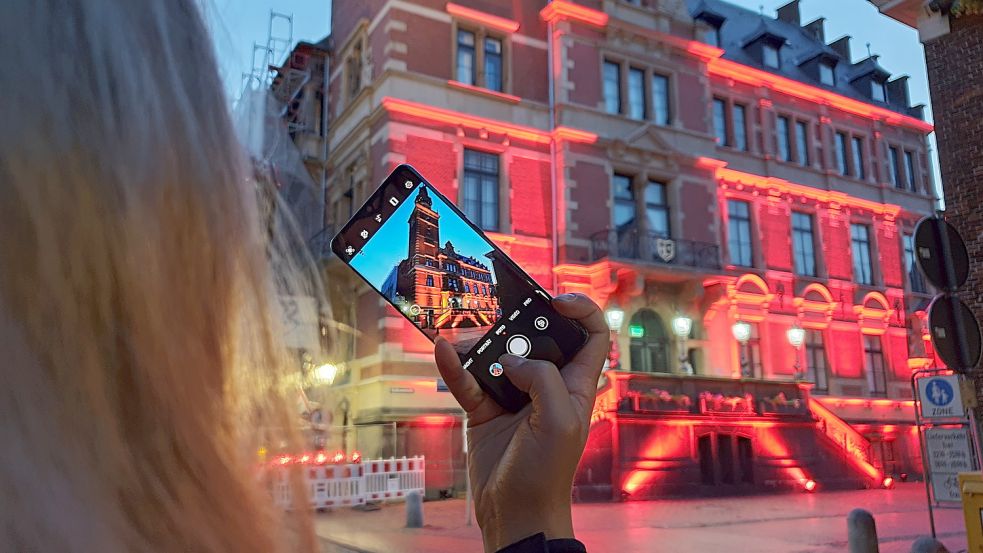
top-left (914, 216), bottom-right (969, 290)
top-left (929, 295), bottom-right (982, 371)
top-left (917, 374), bottom-right (965, 419)
top-left (925, 426), bottom-right (974, 503)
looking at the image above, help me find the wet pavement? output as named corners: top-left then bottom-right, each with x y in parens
top-left (315, 483), bottom-right (968, 552)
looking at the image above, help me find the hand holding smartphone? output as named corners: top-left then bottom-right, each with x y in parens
top-left (332, 165), bottom-right (588, 412)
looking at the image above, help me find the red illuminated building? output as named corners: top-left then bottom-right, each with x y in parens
top-left (284, 0), bottom-right (940, 499)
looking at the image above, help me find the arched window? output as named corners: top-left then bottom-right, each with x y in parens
top-left (628, 309), bottom-right (669, 373)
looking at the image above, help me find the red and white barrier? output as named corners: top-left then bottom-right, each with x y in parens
top-left (269, 455), bottom-right (425, 509)
top-left (362, 456), bottom-right (426, 501)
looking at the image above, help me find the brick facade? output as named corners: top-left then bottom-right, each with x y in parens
top-left (924, 14), bottom-right (983, 372)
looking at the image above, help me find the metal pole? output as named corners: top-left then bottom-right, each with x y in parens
top-left (912, 368), bottom-right (937, 538)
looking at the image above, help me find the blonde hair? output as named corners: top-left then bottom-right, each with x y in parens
top-left (0, 1), bottom-right (317, 550)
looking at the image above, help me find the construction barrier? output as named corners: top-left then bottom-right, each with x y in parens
top-left (269, 456), bottom-right (425, 509)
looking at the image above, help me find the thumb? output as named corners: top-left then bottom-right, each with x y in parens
top-left (499, 354), bottom-right (574, 432)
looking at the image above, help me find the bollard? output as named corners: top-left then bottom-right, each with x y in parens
top-left (909, 536), bottom-right (950, 553)
top-left (847, 508), bottom-right (879, 553)
top-left (405, 490), bottom-right (423, 528)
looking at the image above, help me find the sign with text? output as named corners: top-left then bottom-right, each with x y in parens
top-left (925, 427), bottom-right (975, 502)
top-left (917, 375), bottom-right (965, 419)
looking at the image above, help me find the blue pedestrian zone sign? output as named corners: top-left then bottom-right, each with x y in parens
top-left (917, 375), bottom-right (965, 419)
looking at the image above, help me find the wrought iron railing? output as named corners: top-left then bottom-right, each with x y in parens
top-left (589, 227), bottom-right (721, 270)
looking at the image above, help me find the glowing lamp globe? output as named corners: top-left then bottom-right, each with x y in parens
top-left (786, 326), bottom-right (806, 349)
top-left (313, 363), bottom-right (339, 385)
top-left (672, 315), bottom-right (693, 338)
top-left (605, 306), bottom-right (625, 332)
top-left (731, 321), bottom-right (752, 344)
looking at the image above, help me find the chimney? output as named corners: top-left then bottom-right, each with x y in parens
top-left (803, 18), bottom-right (825, 42)
top-left (829, 35), bottom-right (852, 61)
top-left (887, 76), bottom-right (911, 107)
top-left (777, 1), bottom-right (801, 25)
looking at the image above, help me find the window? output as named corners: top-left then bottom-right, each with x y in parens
top-left (864, 335), bottom-right (887, 396)
top-left (613, 174), bottom-right (636, 230)
top-left (904, 233), bottom-right (927, 293)
top-left (732, 104), bottom-right (748, 151)
top-left (792, 212), bottom-right (816, 277)
top-left (346, 40), bottom-right (364, 101)
top-left (851, 224), bottom-right (873, 285)
top-left (852, 136), bottom-right (865, 180)
top-left (627, 67), bottom-right (646, 120)
top-left (741, 323), bottom-right (762, 378)
top-left (777, 116), bottom-right (791, 162)
top-left (835, 132), bottom-right (849, 176)
top-left (465, 283), bottom-right (471, 293)
top-left (603, 61), bottom-right (621, 115)
top-left (805, 330), bottom-right (829, 392)
top-left (819, 61), bottom-right (835, 86)
top-left (872, 80), bottom-right (887, 102)
top-left (652, 74), bottom-right (670, 126)
top-left (645, 182), bottom-right (670, 237)
top-left (713, 98), bottom-right (728, 145)
top-left (462, 149), bottom-right (500, 231)
top-left (628, 309), bottom-right (670, 373)
top-left (889, 147), bottom-right (901, 188)
top-left (762, 43), bottom-right (779, 68)
top-left (456, 30), bottom-right (476, 86)
top-left (904, 151), bottom-right (918, 192)
top-left (728, 200), bottom-right (753, 267)
top-left (705, 25), bottom-right (721, 48)
top-left (484, 37), bottom-right (503, 92)
top-left (426, 274), bottom-right (434, 287)
top-left (795, 121), bottom-right (810, 166)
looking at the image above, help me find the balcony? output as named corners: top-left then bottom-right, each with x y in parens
top-left (589, 227), bottom-right (721, 271)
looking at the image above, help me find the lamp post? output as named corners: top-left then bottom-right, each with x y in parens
top-left (787, 324), bottom-right (806, 380)
top-left (731, 320), bottom-right (752, 378)
top-left (605, 305), bottom-right (625, 371)
top-left (672, 314), bottom-right (693, 375)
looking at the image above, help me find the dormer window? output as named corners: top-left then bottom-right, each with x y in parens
top-left (705, 25), bottom-right (721, 47)
top-left (871, 80), bottom-right (886, 102)
top-left (696, 12), bottom-right (725, 48)
top-left (819, 61), bottom-right (835, 85)
top-left (762, 43), bottom-right (780, 68)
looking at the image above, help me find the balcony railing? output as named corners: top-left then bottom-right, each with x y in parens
top-left (589, 227), bottom-right (721, 270)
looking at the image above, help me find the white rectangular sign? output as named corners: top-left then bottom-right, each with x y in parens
top-left (278, 295), bottom-right (321, 351)
top-left (925, 427), bottom-right (974, 502)
top-left (917, 375), bottom-right (965, 419)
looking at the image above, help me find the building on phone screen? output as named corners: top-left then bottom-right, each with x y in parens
top-left (277, 0), bottom-right (940, 500)
top-left (381, 186), bottom-right (501, 331)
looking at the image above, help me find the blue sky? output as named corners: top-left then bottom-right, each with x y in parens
top-left (204, 0), bottom-right (939, 188)
top-left (349, 185), bottom-right (497, 288)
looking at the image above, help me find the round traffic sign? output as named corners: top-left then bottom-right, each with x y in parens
top-left (914, 217), bottom-right (969, 290)
top-left (928, 294), bottom-right (982, 371)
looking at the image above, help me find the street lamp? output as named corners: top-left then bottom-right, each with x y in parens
top-left (313, 363), bottom-right (339, 385)
top-left (605, 305), bottom-right (625, 370)
top-left (787, 324), bottom-right (806, 380)
top-left (731, 321), bottom-right (752, 378)
top-left (672, 314), bottom-right (693, 375)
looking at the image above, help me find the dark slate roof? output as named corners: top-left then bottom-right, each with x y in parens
top-left (687, 0), bottom-right (916, 117)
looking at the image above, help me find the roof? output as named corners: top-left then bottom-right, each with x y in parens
top-left (687, 0), bottom-right (917, 117)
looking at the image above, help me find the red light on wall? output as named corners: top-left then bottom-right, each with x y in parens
top-left (418, 415), bottom-right (454, 425)
top-left (382, 97), bottom-right (596, 145)
top-left (707, 58), bottom-right (934, 134)
top-left (447, 3), bottom-right (520, 33)
top-left (540, 0), bottom-right (609, 27)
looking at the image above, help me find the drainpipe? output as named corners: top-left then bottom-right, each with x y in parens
top-left (547, 10), bottom-right (559, 294)
top-left (321, 51), bottom-right (331, 234)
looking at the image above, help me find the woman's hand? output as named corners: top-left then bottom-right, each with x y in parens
top-left (434, 293), bottom-right (609, 553)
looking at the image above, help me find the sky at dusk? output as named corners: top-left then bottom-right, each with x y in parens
top-left (203, 0), bottom-right (940, 193)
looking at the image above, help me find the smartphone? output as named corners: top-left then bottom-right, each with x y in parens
top-left (331, 164), bottom-right (588, 412)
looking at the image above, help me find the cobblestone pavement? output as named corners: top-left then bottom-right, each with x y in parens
top-left (314, 483), bottom-right (968, 552)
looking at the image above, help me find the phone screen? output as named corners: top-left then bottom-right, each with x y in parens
top-left (332, 165), bottom-right (587, 411)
